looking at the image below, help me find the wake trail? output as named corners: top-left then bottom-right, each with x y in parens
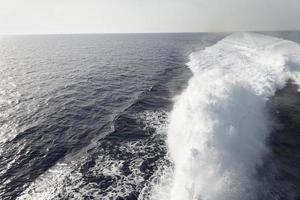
top-left (163, 32), bottom-right (300, 200)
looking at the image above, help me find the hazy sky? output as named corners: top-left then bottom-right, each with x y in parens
top-left (0, 0), bottom-right (300, 34)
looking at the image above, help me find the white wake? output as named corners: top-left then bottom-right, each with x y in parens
top-left (164, 33), bottom-right (300, 200)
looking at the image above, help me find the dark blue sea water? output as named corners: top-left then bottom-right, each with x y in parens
top-left (0, 33), bottom-right (224, 199)
top-left (0, 32), bottom-right (300, 200)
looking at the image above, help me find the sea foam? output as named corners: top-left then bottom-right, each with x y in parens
top-left (165, 33), bottom-right (300, 200)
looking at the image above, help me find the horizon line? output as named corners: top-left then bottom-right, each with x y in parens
top-left (1, 29), bottom-right (300, 36)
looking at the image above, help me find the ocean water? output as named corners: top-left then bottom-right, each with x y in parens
top-left (0, 32), bottom-right (300, 200)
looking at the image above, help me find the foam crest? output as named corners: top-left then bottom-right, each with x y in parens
top-left (18, 111), bottom-right (169, 200)
top-left (166, 33), bottom-right (300, 200)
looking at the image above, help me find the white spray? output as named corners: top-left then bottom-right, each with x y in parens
top-left (165, 33), bottom-right (300, 200)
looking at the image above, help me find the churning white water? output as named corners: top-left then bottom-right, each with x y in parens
top-left (165, 33), bottom-right (300, 200)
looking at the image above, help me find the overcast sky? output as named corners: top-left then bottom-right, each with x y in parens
top-left (0, 0), bottom-right (300, 34)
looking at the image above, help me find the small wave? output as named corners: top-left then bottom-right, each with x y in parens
top-left (0, 76), bottom-right (21, 145)
top-left (164, 33), bottom-right (300, 200)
